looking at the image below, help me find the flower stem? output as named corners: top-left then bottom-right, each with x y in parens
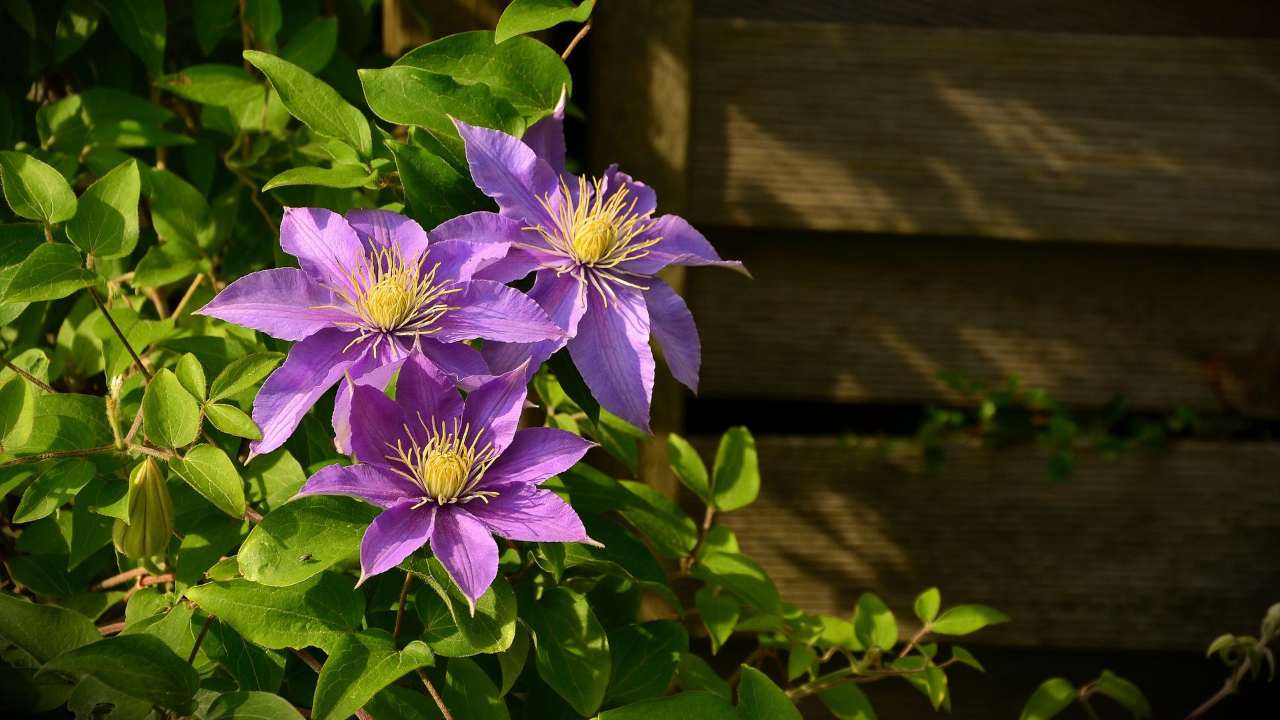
top-left (1, 356), bottom-right (54, 393)
top-left (89, 287), bottom-right (151, 381)
top-left (393, 571), bottom-right (414, 642)
top-left (0, 445), bottom-right (120, 466)
top-left (416, 668), bottom-right (454, 720)
top-left (188, 614), bottom-right (214, 663)
top-left (561, 21), bottom-right (591, 61)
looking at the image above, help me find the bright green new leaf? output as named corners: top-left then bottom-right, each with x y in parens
top-left (176, 353), bottom-right (206, 399)
top-left (42, 634), bottom-right (199, 713)
top-left (359, 65), bottom-right (524, 140)
top-left (13, 459), bottom-right (94, 523)
top-left (245, 50), bottom-right (372, 157)
top-left (693, 551), bottom-right (781, 614)
top-left (1093, 670), bottom-right (1151, 718)
top-left (914, 587), bottom-right (941, 625)
top-left (606, 621), bottom-right (687, 706)
top-left (950, 646), bottom-right (985, 672)
top-left (711, 426), bottom-right (759, 511)
top-left (853, 592), bottom-right (898, 650)
top-left (666, 432), bottom-right (711, 503)
top-left (313, 629), bottom-right (433, 720)
top-left (209, 352), bottom-right (283, 402)
top-left (738, 666), bottom-right (802, 720)
top-left (1019, 677), bottom-right (1076, 720)
top-left (262, 164), bottom-right (378, 191)
top-left (202, 622), bottom-right (286, 692)
top-left (694, 587), bottom-right (737, 654)
top-left (495, 0), bottom-right (595, 43)
top-left (281, 17), bottom-right (338, 73)
top-left (169, 443), bottom-right (246, 518)
top-left (238, 495), bottom-right (376, 586)
top-left (0, 151), bottom-right (77, 224)
top-left (598, 691), bottom-right (738, 720)
top-left (143, 369), bottom-right (201, 449)
top-left (930, 604), bottom-right (1010, 636)
top-left (523, 586), bottom-right (610, 716)
top-left (787, 643), bottom-right (817, 681)
top-left (0, 374), bottom-right (35, 452)
top-left (206, 690), bottom-right (304, 720)
top-left (185, 573), bottom-right (365, 653)
top-left (0, 591), bottom-right (100, 663)
top-left (819, 682), bottom-right (877, 720)
top-left (66, 160), bottom-right (140, 258)
top-left (105, 0), bottom-right (166, 73)
top-left (204, 403), bottom-right (261, 440)
top-left (156, 64), bottom-right (265, 108)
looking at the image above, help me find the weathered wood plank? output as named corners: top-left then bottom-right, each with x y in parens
top-left (688, 20), bottom-right (1280, 249)
top-left (689, 233), bottom-right (1280, 416)
top-left (382, 0), bottom-right (504, 56)
top-left (703, 436), bottom-right (1280, 651)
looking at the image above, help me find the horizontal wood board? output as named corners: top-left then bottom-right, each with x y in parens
top-left (699, 436), bottom-right (1280, 652)
top-left (688, 233), bottom-right (1280, 416)
top-left (688, 20), bottom-right (1280, 249)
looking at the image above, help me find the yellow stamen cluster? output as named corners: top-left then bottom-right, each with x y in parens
top-left (533, 176), bottom-right (660, 269)
top-left (385, 415), bottom-right (499, 505)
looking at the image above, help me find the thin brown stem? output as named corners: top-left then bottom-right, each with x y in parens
top-left (125, 408), bottom-right (145, 444)
top-left (170, 274), bottom-right (206, 318)
top-left (89, 287), bottom-right (151, 381)
top-left (682, 504), bottom-right (717, 574)
top-left (132, 444), bottom-right (176, 461)
top-left (43, 223), bottom-right (53, 243)
top-left (416, 668), bottom-right (454, 720)
top-left (188, 614), bottom-right (214, 663)
top-left (139, 572), bottom-right (175, 587)
top-left (97, 621), bottom-right (126, 635)
top-left (561, 20), bottom-right (592, 60)
top-left (91, 567), bottom-right (148, 591)
top-left (1, 445), bottom-right (119, 466)
top-left (1186, 661), bottom-right (1250, 720)
top-left (393, 571), bottom-right (414, 642)
top-left (897, 625), bottom-right (930, 659)
top-left (2, 357), bottom-right (54, 393)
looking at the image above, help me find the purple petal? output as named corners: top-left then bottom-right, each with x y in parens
top-left (432, 280), bottom-right (564, 344)
top-left (332, 353), bottom-right (405, 455)
top-left (295, 463), bottom-right (418, 508)
top-left (195, 268), bottom-right (349, 341)
top-left (279, 207), bottom-right (365, 286)
top-left (467, 484), bottom-right (590, 543)
top-left (522, 87), bottom-right (567, 174)
top-left (482, 427), bottom-right (593, 487)
top-left (602, 164), bottom-right (656, 218)
top-left (250, 328), bottom-right (367, 457)
top-left (344, 209), bottom-right (430, 261)
top-left (430, 507), bottom-right (499, 608)
top-left (619, 214), bottom-right (748, 277)
top-left (461, 364), bottom-right (529, 454)
top-left (453, 118), bottom-right (558, 226)
top-left (567, 283), bottom-right (654, 432)
top-left (645, 278), bottom-right (701, 393)
top-left (349, 383), bottom-right (410, 468)
top-left (416, 338), bottom-right (491, 381)
top-left (429, 212), bottom-right (544, 284)
top-left (358, 501), bottom-right (435, 585)
top-left (483, 271), bottom-right (586, 375)
top-left (395, 351), bottom-right (465, 434)
top-left (420, 239), bottom-right (509, 284)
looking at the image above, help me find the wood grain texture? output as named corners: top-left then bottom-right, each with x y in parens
top-left (689, 233), bottom-right (1280, 416)
top-left (702, 436), bottom-right (1280, 651)
top-left (382, 0), bottom-right (504, 56)
top-left (688, 20), bottom-right (1280, 249)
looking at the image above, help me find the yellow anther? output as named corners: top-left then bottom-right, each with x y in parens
top-left (572, 216), bottom-right (617, 263)
top-left (532, 176), bottom-right (661, 269)
top-left (385, 415), bottom-right (500, 505)
top-left (419, 450), bottom-right (470, 500)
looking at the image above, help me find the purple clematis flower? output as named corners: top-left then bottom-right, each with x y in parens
top-left (197, 207), bottom-right (564, 456)
top-left (446, 103), bottom-right (747, 432)
top-left (293, 352), bottom-right (595, 606)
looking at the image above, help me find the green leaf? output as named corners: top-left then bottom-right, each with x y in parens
top-left (606, 621), bottom-right (687, 705)
top-left (143, 369), bottom-right (201, 448)
top-left (439, 657), bottom-right (512, 720)
top-left (66, 159), bottom-right (140, 258)
top-left (209, 352), bottom-right (283, 402)
top-left (0, 151), bottom-right (77, 224)
top-left (41, 634), bottom-right (199, 712)
top-left (13, 459), bottom-right (94, 523)
top-left (667, 432), bottom-right (711, 503)
top-left (55, 0), bottom-right (102, 63)
top-left (853, 592), bottom-right (898, 650)
top-left (913, 587), bottom-right (941, 625)
top-left (185, 573), bottom-right (365, 653)
top-left (169, 444), bottom-right (247, 518)
top-left (787, 643), bottom-right (817, 681)
top-left (495, 0), bottom-right (595, 43)
top-left (238, 495), bottom-right (377, 586)
top-left (281, 17), bottom-right (338, 73)
top-left (202, 621), bottom-right (286, 692)
top-left (2, 242), bottom-right (95, 303)
top-left (87, 120), bottom-right (194, 149)
top-left (819, 682), bottom-right (877, 720)
top-left (388, 140), bottom-right (490, 229)
top-left (143, 167), bottom-right (214, 247)
top-left (1093, 670), bottom-right (1151, 719)
top-left (950, 646), bottom-right (985, 672)
top-left (930, 604), bottom-right (1009, 636)
top-left (245, 50), bottom-right (372, 157)
top-left (207, 690), bottom-right (304, 720)
top-left (395, 31), bottom-right (570, 119)
top-left (176, 352), bottom-right (206, 400)
top-left (712, 426), bottom-right (759, 511)
top-left (157, 64), bottom-right (265, 108)
top-left (105, 0), bottom-right (166, 74)
top-left (262, 164), bottom-right (378, 192)
top-left (410, 556), bottom-right (517, 657)
top-left (0, 591), bottom-right (100, 663)
top-left (497, 626), bottom-right (528, 696)
top-left (133, 241), bottom-right (203, 288)
top-left (243, 449), bottom-right (306, 512)
top-left (692, 551), bottom-right (781, 614)
top-left (174, 513), bottom-right (246, 588)
top-left (359, 65), bottom-right (524, 142)
top-left (738, 666), bottom-right (802, 720)
top-left (204, 403), bottom-right (262, 440)
top-left (192, 0), bottom-right (237, 55)
top-left (0, 374), bottom-right (35, 452)
top-left (617, 479), bottom-right (697, 558)
top-left (313, 629), bottom-right (433, 720)
top-left (1019, 678), bottom-right (1076, 720)
top-left (523, 586), bottom-right (610, 716)
top-left (598, 692), bottom-right (738, 720)
top-left (676, 653), bottom-right (731, 701)
top-left (695, 587), bottom-right (737, 654)
top-left (243, 0), bottom-right (282, 51)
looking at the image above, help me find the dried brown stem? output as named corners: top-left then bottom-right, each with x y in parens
top-left (1, 357), bottom-right (54, 393)
top-left (91, 567), bottom-right (148, 591)
top-left (561, 21), bottom-right (592, 60)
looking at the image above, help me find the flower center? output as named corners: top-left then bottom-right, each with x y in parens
top-left (533, 176), bottom-right (661, 269)
top-left (385, 416), bottom-right (500, 505)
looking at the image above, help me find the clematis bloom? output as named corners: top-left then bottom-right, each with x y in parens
top-left (197, 207), bottom-right (563, 456)
top-left (293, 352), bottom-right (595, 606)
top-left (447, 106), bottom-right (747, 431)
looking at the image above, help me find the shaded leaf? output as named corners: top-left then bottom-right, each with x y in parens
top-left (712, 426), bottom-right (759, 512)
top-left (245, 50), bottom-right (371, 157)
top-left (313, 629), bottom-right (433, 720)
top-left (0, 151), bottom-right (77, 224)
top-left (523, 586), bottom-right (609, 716)
top-left (42, 634), bottom-right (199, 713)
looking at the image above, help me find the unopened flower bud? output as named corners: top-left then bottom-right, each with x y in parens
top-left (112, 458), bottom-right (174, 559)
